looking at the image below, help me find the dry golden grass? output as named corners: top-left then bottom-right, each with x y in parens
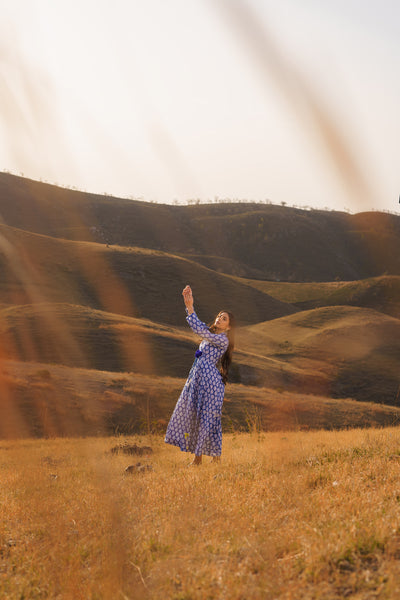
top-left (3, 429), bottom-right (400, 599)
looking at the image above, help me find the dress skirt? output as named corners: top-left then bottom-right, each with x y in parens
top-left (165, 355), bottom-right (225, 457)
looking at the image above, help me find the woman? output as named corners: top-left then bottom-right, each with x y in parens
top-left (165, 285), bottom-right (235, 465)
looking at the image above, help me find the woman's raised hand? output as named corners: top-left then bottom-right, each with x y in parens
top-left (182, 285), bottom-right (194, 313)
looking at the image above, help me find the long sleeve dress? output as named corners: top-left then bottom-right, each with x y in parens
top-left (164, 310), bottom-right (229, 457)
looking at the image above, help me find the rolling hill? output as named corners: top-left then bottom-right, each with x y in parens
top-left (0, 300), bottom-right (399, 407)
top-left (0, 222), bottom-right (296, 325)
top-left (0, 172), bottom-right (399, 436)
top-left (1, 172), bottom-right (400, 281)
top-left (241, 275), bottom-right (400, 320)
top-left (238, 306), bottom-right (400, 405)
top-left (301, 275), bottom-right (400, 319)
top-left (1, 359), bottom-right (399, 439)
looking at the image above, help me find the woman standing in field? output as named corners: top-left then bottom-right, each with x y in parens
top-left (165, 285), bottom-right (235, 465)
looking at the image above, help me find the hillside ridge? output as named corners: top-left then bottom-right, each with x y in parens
top-left (0, 221), bottom-right (297, 325)
top-left (1, 172), bottom-right (400, 281)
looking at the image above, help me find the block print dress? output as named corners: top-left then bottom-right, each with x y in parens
top-left (165, 311), bottom-right (229, 457)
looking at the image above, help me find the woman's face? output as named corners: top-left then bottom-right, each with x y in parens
top-left (214, 311), bottom-right (230, 332)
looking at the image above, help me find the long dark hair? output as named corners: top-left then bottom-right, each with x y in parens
top-left (209, 311), bottom-right (235, 385)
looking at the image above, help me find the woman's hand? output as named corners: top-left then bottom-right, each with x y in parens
top-left (182, 285), bottom-right (194, 314)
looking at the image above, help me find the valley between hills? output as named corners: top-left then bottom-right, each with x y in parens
top-left (0, 172), bottom-right (400, 437)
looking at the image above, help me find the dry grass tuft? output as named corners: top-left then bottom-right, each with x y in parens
top-left (2, 429), bottom-right (400, 598)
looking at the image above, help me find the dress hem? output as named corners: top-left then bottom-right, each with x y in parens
top-left (164, 438), bottom-right (221, 457)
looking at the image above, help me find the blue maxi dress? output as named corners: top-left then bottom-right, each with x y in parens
top-left (164, 311), bottom-right (229, 457)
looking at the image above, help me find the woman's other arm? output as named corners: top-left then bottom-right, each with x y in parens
top-left (182, 286), bottom-right (228, 349)
top-left (186, 312), bottom-right (229, 349)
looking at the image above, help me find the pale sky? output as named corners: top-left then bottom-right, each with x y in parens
top-left (0, 0), bottom-right (399, 213)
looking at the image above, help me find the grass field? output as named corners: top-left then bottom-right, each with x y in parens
top-left (3, 429), bottom-right (400, 599)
